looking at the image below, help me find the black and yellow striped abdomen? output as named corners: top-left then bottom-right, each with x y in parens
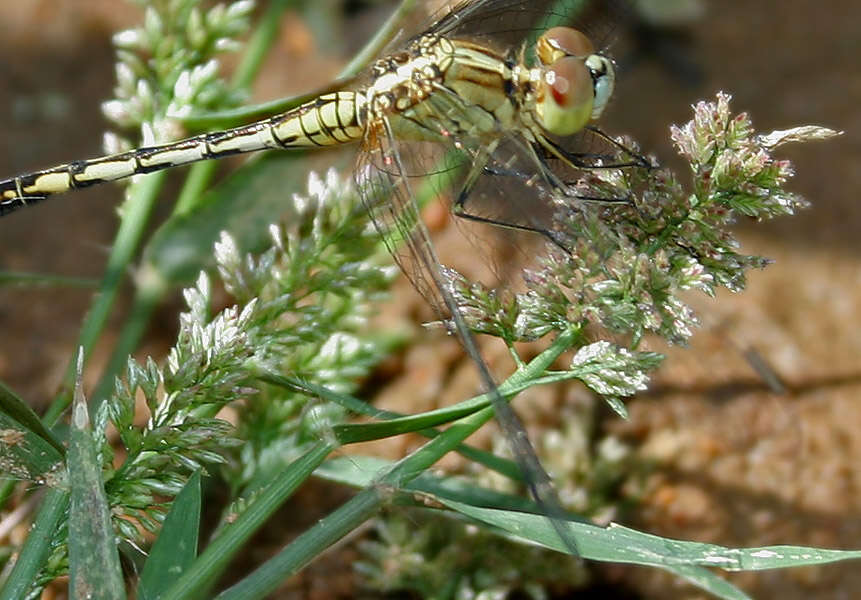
top-left (0, 91), bottom-right (365, 216)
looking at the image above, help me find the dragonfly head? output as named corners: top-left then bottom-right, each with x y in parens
top-left (533, 27), bottom-right (616, 136)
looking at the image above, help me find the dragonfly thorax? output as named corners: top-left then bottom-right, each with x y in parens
top-left (363, 27), bottom-right (615, 146)
top-left (366, 35), bottom-right (454, 118)
top-left (365, 32), bottom-right (524, 145)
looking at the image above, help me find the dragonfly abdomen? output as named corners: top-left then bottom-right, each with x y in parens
top-left (271, 92), bottom-right (365, 147)
top-left (0, 91), bottom-right (364, 216)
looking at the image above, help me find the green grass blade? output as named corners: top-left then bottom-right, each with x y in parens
top-left (137, 471), bottom-right (202, 600)
top-left (317, 456), bottom-right (540, 514)
top-left (213, 405), bottom-right (497, 598)
top-left (67, 351), bottom-right (125, 599)
top-left (207, 351), bottom-right (568, 599)
top-left (318, 456), bottom-right (749, 599)
top-left (436, 498), bottom-right (861, 598)
top-left (332, 402), bottom-right (486, 443)
top-left (0, 412), bottom-right (63, 484)
top-left (0, 381), bottom-right (64, 458)
top-left (662, 565), bottom-right (753, 600)
top-left (0, 380), bottom-right (64, 510)
top-left (0, 488), bottom-right (69, 600)
top-left (161, 442), bottom-right (333, 600)
top-left (213, 486), bottom-right (384, 600)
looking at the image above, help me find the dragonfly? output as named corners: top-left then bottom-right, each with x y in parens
top-left (0, 0), bottom-right (646, 555)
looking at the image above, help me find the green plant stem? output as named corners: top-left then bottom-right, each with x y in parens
top-left (0, 271), bottom-right (97, 288)
top-left (216, 484), bottom-right (386, 600)
top-left (90, 265), bottom-right (168, 406)
top-left (232, 0), bottom-right (296, 91)
top-left (339, 0), bottom-right (418, 78)
top-left (43, 172), bottom-right (166, 424)
top-left (0, 488), bottom-right (69, 600)
top-left (174, 0), bottom-right (295, 217)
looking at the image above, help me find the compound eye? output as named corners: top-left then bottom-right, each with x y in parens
top-left (537, 26), bottom-right (595, 65)
top-left (536, 57), bottom-right (594, 136)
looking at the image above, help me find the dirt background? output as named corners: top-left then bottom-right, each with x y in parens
top-left (0, 1), bottom-right (859, 599)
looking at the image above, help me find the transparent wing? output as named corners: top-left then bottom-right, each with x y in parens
top-left (355, 112), bottom-right (582, 557)
top-left (370, 0), bottom-right (630, 68)
top-left (425, 0), bottom-right (631, 53)
top-left (355, 125), bottom-right (458, 318)
top-left (351, 0), bottom-right (651, 558)
top-left (355, 105), bottom-right (549, 308)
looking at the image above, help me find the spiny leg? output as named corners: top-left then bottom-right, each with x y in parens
top-left (454, 158), bottom-right (574, 255)
top-left (538, 127), bottom-right (652, 172)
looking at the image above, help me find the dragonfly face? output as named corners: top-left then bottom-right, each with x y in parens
top-left (533, 26), bottom-right (616, 136)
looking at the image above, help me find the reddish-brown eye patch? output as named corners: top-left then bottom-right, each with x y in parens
top-left (546, 57), bottom-right (592, 109)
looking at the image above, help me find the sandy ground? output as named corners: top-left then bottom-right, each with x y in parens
top-left (0, 1), bottom-right (859, 598)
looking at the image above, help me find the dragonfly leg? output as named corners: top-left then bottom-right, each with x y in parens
top-left (481, 164), bottom-right (532, 179)
top-left (540, 128), bottom-right (652, 170)
top-left (453, 184), bottom-right (572, 255)
top-left (476, 158), bottom-right (637, 213)
top-left (584, 125), bottom-right (655, 166)
top-left (527, 143), bottom-right (635, 205)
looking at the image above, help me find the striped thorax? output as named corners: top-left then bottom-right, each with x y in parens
top-left (362, 33), bottom-right (518, 143)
